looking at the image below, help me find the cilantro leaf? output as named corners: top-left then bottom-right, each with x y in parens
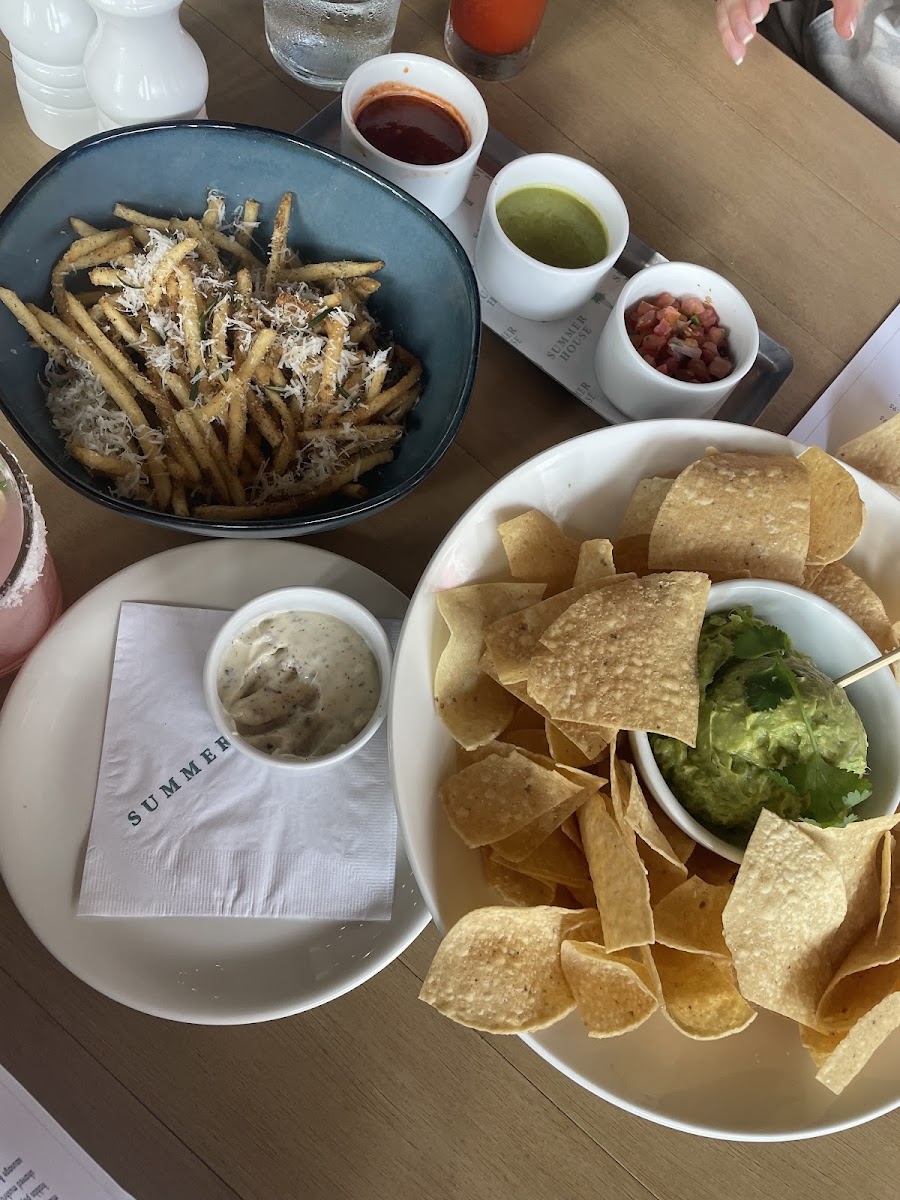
top-left (744, 664), bottom-right (793, 711)
top-left (733, 623), bottom-right (791, 660)
top-left (779, 755), bottom-right (872, 828)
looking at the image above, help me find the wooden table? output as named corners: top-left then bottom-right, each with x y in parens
top-left (2, 2), bottom-right (900, 1195)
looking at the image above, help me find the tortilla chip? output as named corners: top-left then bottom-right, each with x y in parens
top-left (561, 940), bottom-right (658, 1037)
top-left (815, 993), bottom-right (900, 1094)
top-left (419, 905), bottom-right (593, 1032)
top-left (441, 750), bottom-right (582, 847)
top-left (504, 701), bottom-right (545, 733)
top-left (483, 588), bottom-right (584, 686)
top-left (879, 831), bottom-right (895, 938)
top-left (528, 573), bottom-right (710, 745)
top-left (501, 727), bottom-right (551, 756)
top-left (578, 794), bottom-right (654, 951)
top-left (562, 814), bottom-right (584, 850)
top-left (498, 509), bottom-right (580, 595)
top-left (799, 447), bottom-right (865, 565)
top-left (815, 854), bottom-right (900, 1031)
top-left (652, 876), bottom-right (731, 960)
top-left (799, 1023), bottom-right (846, 1069)
top-left (622, 762), bottom-right (686, 869)
top-left (546, 720), bottom-right (592, 768)
top-left (552, 721), bottom-right (614, 761)
top-left (612, 534), bottom-right (651, 577)
top-left (722, 810), bottom-right (848, 1027)
top-left (803, 816), bottom-right (900, 959)
top-left (494, 827), bottom-right (591, 889)
top-left (490, 787), bottom-right (591, 862)
top-left (806, 562), bottom-right (895, 652)
top-left (618, 477), bottom-right (674, 538)
top-left (435, 583), bottom-right (546, 749)
top-left (642, 845), bottom-right (691, 905)
top-left (647, 452), bottom-right (810, 585)
top-left (837, 411), bottom-right (900, 488)
top-left (484, 852), bottom-right (556, 907)
top-left (686, 843), bottom-right (739, 886)
top-left (802, 563), bottom-right (825, 590)
top-left (649, 945), bottom-right (756, 1039)
top-left (574, 539), bottom-right (616, 587)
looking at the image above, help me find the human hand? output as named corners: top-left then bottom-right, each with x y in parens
top-left (716, 0), bottom-right (864, 63)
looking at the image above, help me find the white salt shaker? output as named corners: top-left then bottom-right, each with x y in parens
top-left (83, 0), bottom-right (209, 130)
top-left (0, 0), bottom-right (99, 150)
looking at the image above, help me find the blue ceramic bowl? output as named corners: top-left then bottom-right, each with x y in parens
top-left (0, 122), bottom-right (480, 537)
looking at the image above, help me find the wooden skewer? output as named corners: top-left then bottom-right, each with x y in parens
top-left (835, 645), bottom-right (900, 688)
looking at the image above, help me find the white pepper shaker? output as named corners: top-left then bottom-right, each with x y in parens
top-left (0, 0), bottom-right (99, 150)
top-left (83, 0), bottom-right (209, 130)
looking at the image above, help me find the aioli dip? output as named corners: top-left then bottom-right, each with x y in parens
top-left (217, 610), bottom-right (381, 760)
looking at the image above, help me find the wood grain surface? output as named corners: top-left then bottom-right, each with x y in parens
top-left (1, 2), bottom-right (899, 1195)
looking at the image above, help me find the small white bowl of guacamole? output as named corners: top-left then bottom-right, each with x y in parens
top-left (631, 578), bottom-right (900, 863)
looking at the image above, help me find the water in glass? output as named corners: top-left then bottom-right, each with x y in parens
top-left (264, 0), bottom-right (401, 90)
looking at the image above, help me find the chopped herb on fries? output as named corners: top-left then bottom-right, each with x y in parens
top-left (0, 190), bottom-right (422, 520)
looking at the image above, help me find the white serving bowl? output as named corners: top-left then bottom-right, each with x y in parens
top-left (474, 152), bottom-right (629, 322)
top-left (630, 579), bottom-right (900, 865)
top-left (204, 586), bottom-right (392, 772)
top-left (388, 419), bottom-right (900, 1140)
top-left (341, 52), bottom-right (488, 218)
top-left (594, 261), bottom-right (759, 420)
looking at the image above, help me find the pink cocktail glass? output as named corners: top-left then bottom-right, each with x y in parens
top-left (0, 441), bottom-right (62, 676)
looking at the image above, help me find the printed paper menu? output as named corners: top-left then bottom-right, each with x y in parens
top-left (0, 1064), bottom-right (133, 1200)
top-left (790, 302), bottom-right (900, 449)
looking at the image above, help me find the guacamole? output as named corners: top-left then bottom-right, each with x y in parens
top-left (650, 608), bottom-right (868, 832)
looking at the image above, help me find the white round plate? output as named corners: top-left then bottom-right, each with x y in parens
top-left (0, 540), bottom-right (429, 1024)
top-left (389, 419), bottom-right (900, 1141)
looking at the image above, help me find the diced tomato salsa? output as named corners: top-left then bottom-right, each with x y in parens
top-left (623, 293), bottom-right (735, 383)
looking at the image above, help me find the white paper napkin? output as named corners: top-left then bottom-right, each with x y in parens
top-left (78, 602), bottom-right (400, 920)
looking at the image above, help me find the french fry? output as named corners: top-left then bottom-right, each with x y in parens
top-left (264, 192), bottom-right (292, 295)
top-left (62, 229), bottom-right (124, 263)
top-left (265, 387), bottom-right (297, 475)
top-left (384, 384), bottom-right (421, 424)
top-left (31, 306), bottom-right (171, 508)
top-left (185, 217), bottom-right (223, 271)
top-left (201, 228), bottom-right (262, 268)
top-left (279, 260), bottom-right (384, 283)
top-left (197, 326), bottom-right (276, 423)
top-left (69, 217), bottom-right (101, 237)
top-left (171, 480), bottom-right (189, 517)
top-left (236, 199), bottom-right (259, 248)
top-left (174, 264), bottom-right (204, 379)
top-left (247, 390), bottom-right (283, 449)
top-left (164, 371), bottom-right (244, 506)
top-left (64, 292), bottom-right (201, 485)
top-left (317, 313), bottom-right (344, 410)
top-left (112, 203), bottom-right (170, 230)
top-left (202, 191), bottom-right (224, 229)
top-left (174, 409), bottom-right (230, 504)
top-left (0, 287), bottom-right (61, 357)
top-left (193, 449), bottom-right (394, 520)
top-left (337, 352), bottom-right (422, 426)
top-left (352, 277), bottom-right (381, 298)
top-left (70, 445), bottom-right (137, 477)
top-left (144, 236), bottom-right (198, 307)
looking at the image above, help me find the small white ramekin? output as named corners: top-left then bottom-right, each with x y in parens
top-left (630, 578), bottom-right (900, 863)
top-left (340, 52), bottom-right (488, 219)
top-left (595, 261), bottom-right (759, 420)
top-left (474, 152), bottom-right (629, 323)
top-left (203, 586), bottom-right (392, 773)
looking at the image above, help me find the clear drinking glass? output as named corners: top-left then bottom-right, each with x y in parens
top-left (444, 0), bottom-right (549, 81)
top-left (263, 0), bottom-right (402, 91)
top-left (0, 442), bottom-right (62, 676)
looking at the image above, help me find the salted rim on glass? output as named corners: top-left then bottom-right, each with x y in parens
top-left (0, 440), bottom-right (34, 604)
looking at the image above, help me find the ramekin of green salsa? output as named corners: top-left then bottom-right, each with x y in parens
top-left (630, 580), bottom-right (900, 862)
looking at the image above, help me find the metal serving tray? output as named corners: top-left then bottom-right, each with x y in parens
top-left (298, 101), bottom-right (793, 428)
